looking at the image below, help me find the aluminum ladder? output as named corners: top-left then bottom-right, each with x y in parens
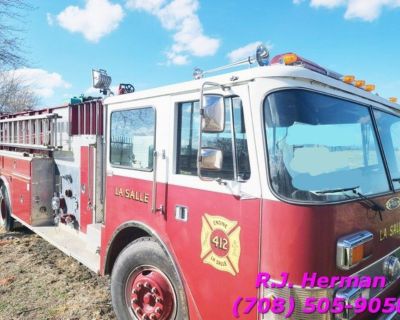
top-left (0, 113), bottom-right (61, 150)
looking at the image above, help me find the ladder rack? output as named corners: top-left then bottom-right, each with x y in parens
top-left (0, 113), bottom-right (62, 150)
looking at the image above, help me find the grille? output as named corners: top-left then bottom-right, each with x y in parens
top-left (261, 286), bottom-right (333, 320)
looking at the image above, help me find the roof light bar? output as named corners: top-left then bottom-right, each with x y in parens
top-left (270, 52), bottom-right (342, 80)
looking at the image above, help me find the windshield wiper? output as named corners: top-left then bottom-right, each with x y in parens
top-left (315, 186), bottom-right (385, 221)
top-left (315, 186), bottom-right (360, 195)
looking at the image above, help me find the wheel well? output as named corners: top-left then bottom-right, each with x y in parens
top-left (104, 226), bottom-right (150, 275)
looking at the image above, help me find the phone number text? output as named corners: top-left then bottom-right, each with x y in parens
top-left (232, 296), bottom-right (400, 318)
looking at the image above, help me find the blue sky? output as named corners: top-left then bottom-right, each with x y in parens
top-left (14, 0), bottom-right (400, 106)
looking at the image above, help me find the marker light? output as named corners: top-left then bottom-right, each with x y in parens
top-left (282, 53), bottom-right (299, 65)
top-left (337, 231), bottom-right (373, 270)
top-left (389, 97), bottom-right (398, 103)
top-left (364, 84), bottom-right (376, 92)
top-left (343, 75), bottom-right (355, 84)
top-left (354, 80), bottom-right (366, 88)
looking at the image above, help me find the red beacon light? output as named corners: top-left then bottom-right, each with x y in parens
top-left (270, 52), bottom-right (342, 80)
top-left (118, 83), bottom-right (135, 95)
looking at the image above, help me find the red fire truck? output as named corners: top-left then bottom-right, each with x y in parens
top-left (1, 46), bottom-right (400, 320)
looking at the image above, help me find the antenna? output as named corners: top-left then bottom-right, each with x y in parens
top-left (193, 44), bottom-right (270, 80)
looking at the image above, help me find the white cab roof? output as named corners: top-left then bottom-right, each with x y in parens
top-left (104, 64), bottom-right (399, 112)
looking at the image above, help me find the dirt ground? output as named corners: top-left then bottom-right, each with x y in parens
top-left (0, 226), bottom-right (116, 320)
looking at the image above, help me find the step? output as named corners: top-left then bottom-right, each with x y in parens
top-left (14, 217), bottom-right (100, 273)
top-left (86, 223), bottom-right (102, 254)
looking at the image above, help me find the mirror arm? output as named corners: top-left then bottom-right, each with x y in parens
top-left (197, 81), bottom-right (229, 182)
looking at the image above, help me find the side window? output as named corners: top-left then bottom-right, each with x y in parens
top-left (176, 97), bottom-right (250, 180)
top-left (374, 110), bottom-right (400, 189)
top-left (110, 107), bottom-right (155, 171)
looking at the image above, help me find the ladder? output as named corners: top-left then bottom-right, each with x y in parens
top-left (0, 113), bottom-right (62, 150)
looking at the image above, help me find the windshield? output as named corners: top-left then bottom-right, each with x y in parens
top-left (263, 89), bottom-right (390, 202)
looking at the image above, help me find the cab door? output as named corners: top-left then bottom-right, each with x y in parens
top-left (105, 105), bottom-right (166, 236)
top-left (166, 85), bottom-right (262, 319)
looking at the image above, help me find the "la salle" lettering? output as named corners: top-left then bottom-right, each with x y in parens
top-left (114, 187), bottom-right (149, 204)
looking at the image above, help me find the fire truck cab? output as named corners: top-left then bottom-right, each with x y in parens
top-left (1, 48), bottom-right (400, 320)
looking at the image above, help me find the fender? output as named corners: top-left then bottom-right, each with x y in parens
top-left (104, 220), bottom-right (182, 276)
top-left (103, 220), bottom-right (196, 318)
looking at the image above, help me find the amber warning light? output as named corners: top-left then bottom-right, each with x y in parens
top-left (337, 231), bottom-right (373, 270)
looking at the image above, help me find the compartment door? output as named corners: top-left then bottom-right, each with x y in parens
top-left (80, 146), bottom-right (95, 233)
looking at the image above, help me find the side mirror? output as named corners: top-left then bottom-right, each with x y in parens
top-left (200, 148), bottom-right (223, 171)
top-left (202, 95), bottom-right (225, 133)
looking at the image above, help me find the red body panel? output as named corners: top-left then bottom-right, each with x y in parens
top-left (1, 157), bottom-right (32, 225)
top-left (10, 176), bottom-right (31, 224)
top-left (80, 146), bottom-right (94, 233)
top-left (3, 157), bottom-right (31, 177)
top-left (165, 184), bottom-right (261, 319)
top-left (101, 173), bottom-right (261, 319)
top-left (261, 197), bottom-right (400, 283)
top-left (101, 175), bottom-right (166, 270)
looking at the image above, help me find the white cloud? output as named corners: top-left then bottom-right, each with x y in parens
top-left (227, 41), bottom-right (274, 63)
top-left (310, 0), bottom-right (346, 8)
top-left (227, 42), bottom-right (261, 63)
top-left (344, 0), bottom-right (400, 21)
top-left (295, 0), bottom-right (400, 21)
top-left (128, 0), bottom-right (166, 12)
top-left (4, 69), bottom-right (71, 98)
top-left (126, 0), bottom-right (220, 65)
top-left (56, 0), bottom-right (124, 42)
top-left (46, 13), bottom-right (54, 26)
top-left (85, 87), bottom-right (100, 96)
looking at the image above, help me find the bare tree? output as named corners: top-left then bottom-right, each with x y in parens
top-left (0, 72), bottom-right (40, 113)
top-left (0, 0), bottom-right (39, 112)
top-left (0, 0), bottom-right (31, 70)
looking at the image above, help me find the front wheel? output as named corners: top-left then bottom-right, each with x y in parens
top-left (0, 184), bottom-right (14, 231)
top-left (111, 237), bottom-right (188, 320)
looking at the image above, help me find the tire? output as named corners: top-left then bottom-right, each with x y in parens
top-left (0, 184), bottom-right (14, 231)
top-left (111, 237), bottom-right (188, 320)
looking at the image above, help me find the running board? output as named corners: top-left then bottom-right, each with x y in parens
top-left (13, 217), bottom-right (100, 273)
